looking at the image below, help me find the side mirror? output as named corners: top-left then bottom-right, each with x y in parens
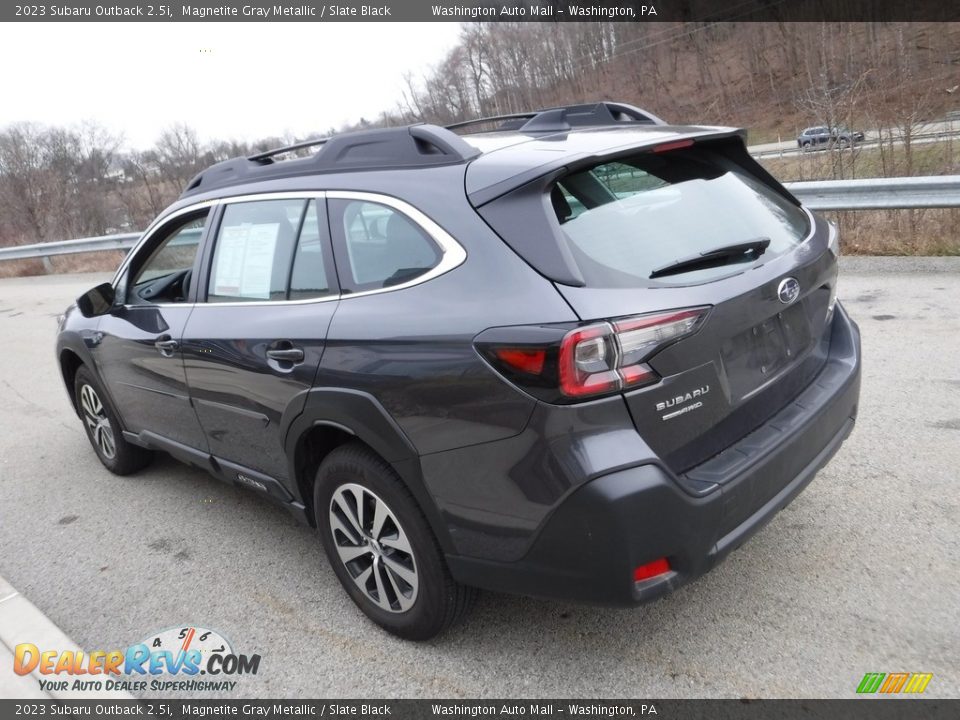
top-left (77, 282), bottom-right (116, 318)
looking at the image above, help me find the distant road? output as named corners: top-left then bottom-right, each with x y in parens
top-left (749, 119), bottom-right (960, 159)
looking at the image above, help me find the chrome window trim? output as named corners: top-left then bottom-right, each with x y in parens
top-left (326, 190), bottom-right (468, 299)
top-left (114, 190), bottom-right (467, 308)
top-left (191, 294), bottom-right (341, 308)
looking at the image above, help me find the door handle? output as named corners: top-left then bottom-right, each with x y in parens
top-left (266, 346), bottom-right (304, 363)
top-left (154, 335), bottom-right (179, 357)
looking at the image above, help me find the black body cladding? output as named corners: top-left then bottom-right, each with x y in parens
top-left (57, 102), bottom-right (861, 618)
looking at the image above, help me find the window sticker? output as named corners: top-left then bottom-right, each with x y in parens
top-left (212, 223), bottom-right (279, 299)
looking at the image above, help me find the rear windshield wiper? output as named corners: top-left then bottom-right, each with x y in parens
top-left (649, 238), bottom-right (771, 279)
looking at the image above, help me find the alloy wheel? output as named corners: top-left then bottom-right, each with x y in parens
top-left (328, 482), bottom-right (418, 613)
top-left (79, 384), bottom-right (116, 460)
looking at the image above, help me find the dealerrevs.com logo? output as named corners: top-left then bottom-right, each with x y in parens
top-left (13, 625), bottom-right (261, 694)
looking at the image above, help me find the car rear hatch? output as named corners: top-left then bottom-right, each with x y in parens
top-left (473, 130), bottom-right (839, 476)
top-left (557, 245), bottom-right (837, 475)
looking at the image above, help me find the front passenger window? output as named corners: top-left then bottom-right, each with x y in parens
top-left (129, 212), bottom-right (207, 304)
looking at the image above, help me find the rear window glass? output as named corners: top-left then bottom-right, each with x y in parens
top-left (552, 151), bottom-right (809, 287)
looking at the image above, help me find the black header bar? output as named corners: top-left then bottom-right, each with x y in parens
top-left (4, 0), bottom-right (958, 23)
top-left (0, 699), bottom-right (958, 718)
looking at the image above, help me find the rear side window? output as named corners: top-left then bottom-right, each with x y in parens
top-left (329, 199), bottom-right (441, 292)
top-left (207, 199), bottom-right (335, 303)
top-left (552, 150), bottom-right (810, 287)
top-left (288, 201), bottom-right (332, 301)
top-left (208, 199), bottom-right (303, 302)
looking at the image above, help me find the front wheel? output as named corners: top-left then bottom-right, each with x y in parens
top-left (74, 366), bottom-right (152, 475)
top-left (314, 443), bottom-right (475, 640)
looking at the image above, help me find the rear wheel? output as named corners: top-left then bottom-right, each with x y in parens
top-left (74, 366), bottom-right (152, 475)
top-left (314, 443), bottom-right (475, 640)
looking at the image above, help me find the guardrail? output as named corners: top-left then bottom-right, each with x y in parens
top-left (0, 229), bottom-right (199, 271)
top-left (786, 175), bottom-right (960, 210)
top-left (0, 232), bottom-right (140, 270)
top-left (1, 175), bottom-right (959, 267)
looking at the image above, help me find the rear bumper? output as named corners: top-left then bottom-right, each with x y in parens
top-left (447, 304), bottom-right (861, 605)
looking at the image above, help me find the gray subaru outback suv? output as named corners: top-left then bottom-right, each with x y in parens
top-left (57, 102), bottom-right (861, 640)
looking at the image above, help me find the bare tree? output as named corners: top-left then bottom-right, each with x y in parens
top-left (5, 21), bottom-right (960, 258)
top-left (154, 123), bottom-right (208, 189)
top-left (0, 123), bottom-right (55, 242)
top-left (0, 121), bottom-right (121, 242)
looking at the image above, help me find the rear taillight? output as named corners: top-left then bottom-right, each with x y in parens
top-left (477, 307), bottom-right (709, 403)
top-left (558, 323), bottom-right (623, 397)
top-left (560, 308), bottom-right (705, 398)
top-left (633, 557), bottom-right (672, 583)
top-left (493, 348), bottom-right (546, 375)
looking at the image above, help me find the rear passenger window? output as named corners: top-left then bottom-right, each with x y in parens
top-left (330, 200), bottom-right (441, 292)
top-left (208, 199), bottom-right (304, 302)
top-left (289, 201), bottom-right (333, 301)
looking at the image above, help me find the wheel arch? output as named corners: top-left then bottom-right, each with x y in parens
top-left (291, 421), bottom-right (356, 524)
top-left (283, 388), bottom-right (455, 553)
top-left (57, 337), bottom-right (132, 434)
top-left (59, 348), bottom-right (85, 415)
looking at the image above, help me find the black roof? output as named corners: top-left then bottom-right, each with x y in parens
top-left (179, 102), bottom-right (667, 199)
top-left (180, 125), bottom-right (480, 199)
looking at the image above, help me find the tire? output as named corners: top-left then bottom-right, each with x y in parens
top-left (314, 442), bottom-right (476, 641)
top-left (74, 366), bottom-right (153, 475)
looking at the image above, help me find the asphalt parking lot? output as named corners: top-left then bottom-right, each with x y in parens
top-left (0, 258), bottom-right (958, 699)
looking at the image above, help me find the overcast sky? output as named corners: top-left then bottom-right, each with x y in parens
top-left (1, 22), bottom-right (463, 149)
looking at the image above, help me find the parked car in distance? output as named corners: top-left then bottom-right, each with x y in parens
top-left (57, 102), bottom-right (861, 640)
top-left (798, 125), bottom-right (865, 150)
